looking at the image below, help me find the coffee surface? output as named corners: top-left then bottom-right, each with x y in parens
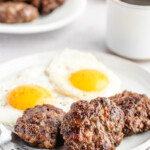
top-left (121, 0), bottom-right (150, 5)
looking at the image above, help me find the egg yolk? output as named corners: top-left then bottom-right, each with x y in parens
top-left (7, 85), bottom-right (52, 111)
top-left (70, 69), bottom-right (109, 92)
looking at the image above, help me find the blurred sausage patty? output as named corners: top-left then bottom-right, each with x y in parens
top-left (15, 104), bottom-right (65, 148)
top-left (8, 0), bottom-right (65, 14)
top-left (110, 90), bottom-right (150, 136)
top-left (0, 2), bottom-right (39, 23)
top-left (31, 0), bottom-right (65, 14)
top-left (61, 98), bottom-right (124, 150)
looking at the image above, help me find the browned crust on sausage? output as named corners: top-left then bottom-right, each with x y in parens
top-left (110, 90), bottom-right (150, 136)
top-left (14, 104), bottom-right (65, 148)
top-left (61, 98), bottom-right (124, 150)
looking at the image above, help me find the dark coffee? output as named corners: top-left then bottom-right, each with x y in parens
top-left (121, 0), bottom-right (150, 5)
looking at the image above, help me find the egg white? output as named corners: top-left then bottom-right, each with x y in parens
top-left (46, 49), bottom-right (121, 101)
top-left (0, 66), bottom-right (75, 127)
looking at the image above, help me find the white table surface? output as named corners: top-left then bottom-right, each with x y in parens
top-left (0, 0), bottom-right (149, 72)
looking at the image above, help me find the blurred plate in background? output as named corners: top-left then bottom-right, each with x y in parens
top-left (0, 0), bottom-right (86, 34)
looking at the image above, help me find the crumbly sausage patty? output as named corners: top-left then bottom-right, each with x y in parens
top-left (110, 90), bottom-right (150, 136)
top-left (0, 2), bottom-right (39, 23)
top-left (14, 104), bottom-right (65, 148)
top-left (61, 98), bottom-right (124, 150)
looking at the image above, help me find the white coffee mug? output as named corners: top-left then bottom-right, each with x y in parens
top-left (107, 0), bottom-right (150, 60)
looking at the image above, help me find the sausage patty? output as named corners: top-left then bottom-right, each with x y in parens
top-left (110, 90), bottom-right (150, 136)
top-left (5, 0), bottom-right (66, 14)
top-left (61, 98), bottom-right (124, 150)
top-left (14, 104), bottom-right (65, 148)
top-left (31, 0), bottom-right (65, 14)
top-left (0, 2), bottom-right (39, 23)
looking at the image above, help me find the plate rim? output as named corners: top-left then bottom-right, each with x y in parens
top-left (0, 49), bottom-right (149, 77)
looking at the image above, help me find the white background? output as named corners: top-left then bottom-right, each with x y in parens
top-left (0, 0), bottom-right (149, 71)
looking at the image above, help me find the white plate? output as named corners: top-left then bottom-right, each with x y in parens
top-left (0, 0), bottom-right (86, 34)
top-left (0, 50), bottom-right (150, 150)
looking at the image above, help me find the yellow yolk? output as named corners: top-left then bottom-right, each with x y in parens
top-left (7, 85), bottom-right (52, 111)
top-left (70, 69), bottom-right (109, 92)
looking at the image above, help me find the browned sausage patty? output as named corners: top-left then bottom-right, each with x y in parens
top-left (0, 2), bottom-right (39, 23)
top-left (31, 0), bottom-right (65, 14)
top-left (61, 98), bottom-right (124, 150)
top-left (41, 0), bottom-right (65, 14)
top-left (14, 104), bottom-right (65, 149)
top-left (110, 90), bottom-right (150, 136)
top-left (3, 0), bottom-right (65, 14)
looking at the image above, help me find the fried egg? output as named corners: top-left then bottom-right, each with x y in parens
top-left (0, 66), bottom-right (75, 127)
top-left (46, 50), bottom-right (121, 100)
